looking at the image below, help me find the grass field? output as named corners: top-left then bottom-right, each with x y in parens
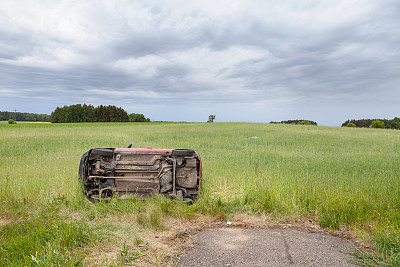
top-left (1, 122), bottom-right (399, 266)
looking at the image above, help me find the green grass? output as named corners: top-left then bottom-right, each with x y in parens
top-left (1, 122), bottom-right (399, 265)
top-left (0, 199), bottom-right (106, 266)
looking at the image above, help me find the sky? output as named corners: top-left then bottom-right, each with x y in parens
top-left (0, 0), bottom-right (399, 126)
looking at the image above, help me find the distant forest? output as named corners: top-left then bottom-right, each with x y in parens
top-left (50, 104), bottom-right (150, 123)
top-left (342, 117), bottom-right (400, 129)
top-left (270, 120), bottom-right (318, 125)
top-left (0, 111), bottom-right (50, 122)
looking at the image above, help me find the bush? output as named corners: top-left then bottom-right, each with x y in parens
top-left (341, 118), bottom-right (400, 129)
top-left (346, 122), bottom-right (356, 127)
top-left (297, 120), bottom-right (312, 125)
top-left (371, 120), bottom-right (385, 128)
top-left (270, 120), bottom-right (317, 125)
top-left (129, 113), bottom-right (150, 122)
top-left (8, 119), bottom-right (16, 124)
top-left (207, 114), bottom-right (216, 123)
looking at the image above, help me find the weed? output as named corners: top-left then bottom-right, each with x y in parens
top-left (351, 232), bottom-right (400, 266)
top-left (134, 236), bottom-right (143, 247)
top-left (318, 210), bottom-right (341, 230)
top-left (135, 205), bottom-right (164, 230)
top-left (118, 242), bottom-right (140, 265)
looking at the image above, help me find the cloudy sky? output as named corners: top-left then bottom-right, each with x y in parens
top-left (1, 0), bottom-right (399, 125)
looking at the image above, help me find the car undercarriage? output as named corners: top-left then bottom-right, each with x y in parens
top-left (78, 147), bottom-right (202, 203)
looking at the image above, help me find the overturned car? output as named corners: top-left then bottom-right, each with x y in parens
top-left (78, 147), bottom-right (202, 203)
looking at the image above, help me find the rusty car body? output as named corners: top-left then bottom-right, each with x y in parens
top-left (78, 147), bottom-right (202, 203)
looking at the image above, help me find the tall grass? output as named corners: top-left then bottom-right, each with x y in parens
top-left (0, 198), bottom-right (106, 266)
top-left (1, 122), bottom-right (399, 226)
top-left (1, 122), bottom-right (400, 264)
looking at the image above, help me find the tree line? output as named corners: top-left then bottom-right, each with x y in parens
top-left (128, 113), bottom-right (150, 122)
top-left (50, 104), bottom-right (150, 123)
top-left (341, 117), bottom-right (400, 129)
top-left (269, 120), bottom-right (318, 125)
top-left (0, 111), bottom-right (50, 122)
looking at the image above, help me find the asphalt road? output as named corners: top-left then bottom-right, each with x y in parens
top-left (178, 228), bottom-right (357, 267)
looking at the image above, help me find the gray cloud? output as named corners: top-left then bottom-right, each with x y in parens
top-left (0, 0), bottom-right (399, 125)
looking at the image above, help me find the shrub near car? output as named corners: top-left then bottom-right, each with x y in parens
top-left (79, 147), bottom-right (202, 203)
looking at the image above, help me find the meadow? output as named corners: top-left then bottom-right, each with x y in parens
top-left (0, 122), bottom-right (399, 266)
